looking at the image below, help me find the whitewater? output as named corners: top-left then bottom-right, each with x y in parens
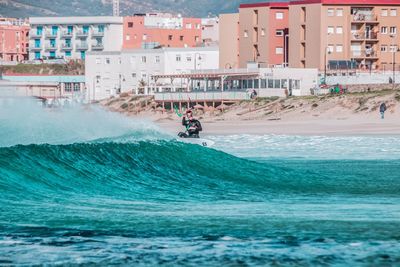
top-left (0, 100), bottom-right (400, 266)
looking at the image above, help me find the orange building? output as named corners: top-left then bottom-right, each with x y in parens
top-left (0, 18), bottom-right (29, 62)
top-left (238, 2), bottom-right (289, 68)
top-left (289, 0), bottom-right (400, 71)
top-left (123, 14), bottom-right (202, 49)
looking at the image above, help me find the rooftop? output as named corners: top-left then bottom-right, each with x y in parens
top-left (29, 16), bottom-right (123, 25)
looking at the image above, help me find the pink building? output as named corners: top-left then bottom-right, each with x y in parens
top-left (123, 14), bottom-right (202, 49)
top-left (238, 2), bottom-right (289, 68)
top-left (0, 18), bottom-right (29, 62)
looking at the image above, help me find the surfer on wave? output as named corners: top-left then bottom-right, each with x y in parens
top-left (178, 110), bottom-right (202, 138)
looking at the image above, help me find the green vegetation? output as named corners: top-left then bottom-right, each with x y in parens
top-left (0, 61), bottom-right (84, 75)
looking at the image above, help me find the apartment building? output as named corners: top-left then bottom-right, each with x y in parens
top-left (85, 47), bottom-right (219, 100)
top-left (219, 13), bottom-right (240, 69)
top-left (28, 17), bottom-right (123, 61)
top-left (238, 2), bottom-right (289, 68)
top-left (0, 18), bottom-right (29, 62)
top-left (289, 0), bottom-right (400, 71)
top-left (123, 13), bottom-right (202, 49)
top-left (201, 17), bottom-right (219, 46)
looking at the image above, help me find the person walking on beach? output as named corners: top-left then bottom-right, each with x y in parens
top-left (380, 102), bottom-right (387, 119)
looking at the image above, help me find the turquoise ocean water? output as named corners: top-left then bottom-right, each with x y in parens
top-left (0, 101), bottom-right (399, 266)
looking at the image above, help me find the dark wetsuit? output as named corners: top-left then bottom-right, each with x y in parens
top-left (179, 117), bottom-right (202, 138)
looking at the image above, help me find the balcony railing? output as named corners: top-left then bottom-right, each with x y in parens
top-left (91, 31), bottom-right (104, 37)
top-left (29, 31), bottom-right (42, 38)
top-left (351, 32), bottom-right (378, 40)
top-left (76, 31), bottom-right (89, 37)
top-left (45, 31), bottom-right (58, 38)
top-left (45, 44), bottom-right (58, 50)
top-left (61, 43), bottom-right (73, 50)
top-left (61, 31), bottom-right (73, 38)
top-left (76, 43), bottom-right (88, 50)
top-left (29, 45), bottom-right (42, 51)
top-left (351, 50), bottom-right (378, 58)
top-left (352, 14), bottom-right (378, 22)
top-left (91, 44), bottom-right (104, 50)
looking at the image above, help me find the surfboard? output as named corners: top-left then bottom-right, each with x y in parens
top-left (178, 138), bottom-right (215, 148)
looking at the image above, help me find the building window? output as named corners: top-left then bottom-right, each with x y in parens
top-left (132, 73), bottom-right (137, 78)
top-left (96, 58), bottom-right (101, 64)
top-left (275, 47), bottom-right (283, 54)
top-left (128, 22), bottom-right (133, 28)
top-left (180, 35), bottom-right (184, 41)
top-left (186, 56), bottom-right (192, 62)
top-left (65, 51), bottom-right (71, 57)
top-left (327, 26), bottom-right (334, 34)
top-left (155, 56), bottom-right (160, 63)
top-left (328, 45), bottom-right (334, 53)
top-left (275, 12), bottom-right (284, 20)
top-left (381, 26), bottom-right (388, 34)
top-left (328, 8), bottom-right (334, 16)
top-left (73, 83), bottom-right (80, 92)
top-left (186, 23), bottom-right (192, 29)
top-left (261, 28), bottom-right (266, 36)
top-left (65, 83), bottom-right (72, 92)
top-left (336, 9), bottom-right (343, 16)
top-left (176, 55), bottom-right (181, 62)
top-left (390, 27), bottom-right (397, 34)
top-left (381, 9), bottom-right (388, 16)
top-left (195, 36), bottom-right (200, 42)
top-left (336, 45), bottom-right (343, 53)
top-left (336, 26), bottom-right (343, 34)
top-left (275, 30), bottom-right (284, 36)
top-left (106, 58), bottom-right (110, 64)
top-left (390, 45), bottom-right (398, 52)
top-left (390, 9), bottom-right (397, 16)
top-left (126, 35), bottom-right (130, 41)
top-left (244, 30), bottom-right (248, 37)
top-left (168, 35), bottom-right (173, 41)
top-left (143, 34), bottom-right (147, 41)
top-left (381, 45), bottom-right (388, 52)
top-left (141, 56), bottom-right (146, 63)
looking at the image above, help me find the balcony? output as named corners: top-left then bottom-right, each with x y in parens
top-left (61, 31), bottom-right (73, 38)
top-left (61, 43), bottom-right (73, 50)
top-left (45, 44), bottom-right (58, 50)
top-left (351, 14), bottom-right (378, 23)
top-left (76, 31), bottom-right (89, 38)
top-left (91, 31), bottom-right (104, 37)
top-left (351, 50), bottom-right (379, 59)
top-left (29, 31), bottom-right (42, 38)
top-left (45, 31), bottom-right (58, 38)
top-left (351, 32), bottom-right (379, 41)
top-left (76, 43), bottom-right (88, 50)
top-left (91, 43), bottom-right (104, 50)
top-left (29, 45), bottom-right (42, 51)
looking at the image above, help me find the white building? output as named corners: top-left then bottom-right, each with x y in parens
top-left (28, 16), bottom-right (123, 61)
top-left (85, 46), bottom-right (219, 101)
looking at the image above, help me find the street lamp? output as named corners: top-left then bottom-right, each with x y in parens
top-left (390, 34), bottom-right (398, 88)
top-left (324, 33), bottom-right (332, 84)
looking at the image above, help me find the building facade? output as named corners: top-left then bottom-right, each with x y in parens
top-left (0, 18), bottom-right (30, 62)
top-left (219, 13), bottom-right (240, 69)
top-left (85, 47), bottom-right (219, 100)
top-left (289, 0), bottom-right (400, 71)
top-left (238, 2), bottom-right (289, 68)
top-left (28, 17), bottom-right (123, 61)
top-left (123, 14), bottom-right (202, 49)
top-left (201, 17), bottom-right (219, 46)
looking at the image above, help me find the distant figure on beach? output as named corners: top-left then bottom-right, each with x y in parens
top-left (178, 110), bottom-right (203, 138)
top-left (380, 102), bottom-right (387, 119)
top-left (250, 89), bottom-right (258, 99)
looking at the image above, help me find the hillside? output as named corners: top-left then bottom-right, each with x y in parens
top-left (0, 0), bottom-right (289, 18)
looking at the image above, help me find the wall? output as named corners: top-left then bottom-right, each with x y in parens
top-left (0, 24), bottom-right (29, 62)
top-left (219, 13), bottom-right (239, 69)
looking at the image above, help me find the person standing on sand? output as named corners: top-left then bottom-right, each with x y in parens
top-left (380, 102), bottom-right (387, 119)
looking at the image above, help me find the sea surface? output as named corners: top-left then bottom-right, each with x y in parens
top-left (0, 101), bottom-right (400, 266)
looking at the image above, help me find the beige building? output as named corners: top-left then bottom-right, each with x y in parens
top-left (289, 0), bottom-right (400, 71)
top-left (238, 3), bottom-right (289, 68)
top-left (219, 13), bottom-right (240, 69)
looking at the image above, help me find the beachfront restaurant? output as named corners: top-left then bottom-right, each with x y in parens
top-left (150, 68), bottom-right (318, 110)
